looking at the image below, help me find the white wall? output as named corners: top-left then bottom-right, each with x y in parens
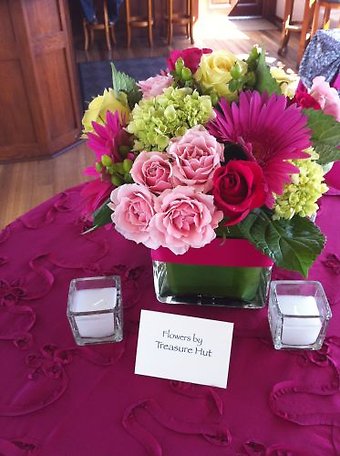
top-left (276, 0), bottom-right (305, 22)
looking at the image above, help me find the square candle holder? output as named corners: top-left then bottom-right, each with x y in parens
top-left (268, 280), bottom-right (332, 350)
top-left (67, 276), bottom-right (123, 346)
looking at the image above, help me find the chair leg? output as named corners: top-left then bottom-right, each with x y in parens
top-left (323, 6), bottom-right (331, 29)
top-left (147, 0), bottom-right (153, 47)
top-left (278, 0), bottom-right (294, 57)
top-left (189, 0), bottom-right (194, 44)
top-left (110, 25), bottom-right (116, 45)
top-left (185, 1), bottom-right (189, 39)
top-left (189, 19), bottom-right (194, 44)
top-left (167, 0), bottom-right (173, 45)
top-left (104, 26), bottom-right (111, 51)
top-left (125, 0), bottom-right (131, 47)
top-left (83, 20), bottom-right (89, 51)
top-left (89, 27), bottom-right (94, 50)
top-left (311, 2), bottom-right (321, 37)
top-left (297, 1), bottom-right (315, 65)
top-left (103, 0), bottom-right (111, 51)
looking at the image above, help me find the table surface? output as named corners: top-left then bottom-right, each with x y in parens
top-left (0, 164), bottom-right (340, 456)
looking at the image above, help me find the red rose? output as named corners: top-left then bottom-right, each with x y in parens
top-left (167, 47), bottom-right (212, 74)
top-left (212, 160), bottom-right (266, 226)
top-left (292, 82), bottom-right (321, 110)
top-left (293, 91), bottom-right (322, 110)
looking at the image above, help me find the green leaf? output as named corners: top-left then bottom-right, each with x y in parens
top-left (238, 209), bottom-right (325, 277)
top-left (215, 221), bottom-right (243, 239)
top-left (304, 108), bottom-right (340, 165)
top-left (111, 63), bottom-right (142, 109)
top-left (312, 143), bottom-right (340, 166)
top-left (93, 198), bottom-right (113, 229)
top-left (254, 49), bottom-right (281, 95)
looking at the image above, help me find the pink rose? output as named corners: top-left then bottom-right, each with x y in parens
top-left (149, 186), bottom-right (223, 255)
top-left (109, 184), bottom-right (159, 249)
top-left (130, 151), bottom-right (173, 194)
top-left (310, 76), bottom-right (340, 121)
top-left (138, 74), bottom-right (173, 99)
top-left (167, 126), bottom-right (223, 192)
top-left (167, 47), bottom-right (212, 73)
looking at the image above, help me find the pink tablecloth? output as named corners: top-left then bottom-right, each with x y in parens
top-left (0, 165), bottom-right (339, 456)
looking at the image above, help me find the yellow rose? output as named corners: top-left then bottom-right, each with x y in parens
top-left (270, 67), bottom-right (299, 99)
top-left (81, 88), bottom-right (130, 136)
top-left (194, 50), bottom-right (247, 99)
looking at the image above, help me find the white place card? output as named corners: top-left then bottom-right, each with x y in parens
top-left (135, 310), bottom-right (234, 388)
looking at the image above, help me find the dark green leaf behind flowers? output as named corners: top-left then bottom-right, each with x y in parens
top-left (253, 48), bottom-right (281, 95)
top-left (111, 63), bottom-right (142, 109)
top-left (237, 208), bottom-right (325, 277)
top-left (304, 108), bottom-right (340, 165)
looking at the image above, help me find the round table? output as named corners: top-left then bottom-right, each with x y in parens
top-left (0, 165), bottom-right (339, 455)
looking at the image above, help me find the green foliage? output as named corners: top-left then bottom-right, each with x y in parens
top-left (215, 221), bottom-right (244, 239)
top-left (238, 209), bottom-right (325, 277)
top-left (254, 49), bottom-right (281, 95)
top-left (127, 87), bottom-right (213, 151)
top-left (93, 198), bottom-right (113, 229)
top-left (111, 63), bottom-right (142, 109)
top-left (304, 108), bottom-right (340, 165)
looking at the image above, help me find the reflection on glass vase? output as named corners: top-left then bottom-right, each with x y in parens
top-left (151, 238), bottom-right (273, 309)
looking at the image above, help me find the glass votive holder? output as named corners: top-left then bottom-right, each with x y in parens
top-left (67, 276), bottom-right (123, 346)
top-left (268, 280), bottom-right (332, 350)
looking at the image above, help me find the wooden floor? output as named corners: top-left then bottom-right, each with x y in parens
top-left (0, 19), bottom-right (301, 229)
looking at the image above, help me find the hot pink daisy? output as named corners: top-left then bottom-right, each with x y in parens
top-left (80, 179), bottom-right (112, 217)
top-left (85, 110), bottom-right (132, 177)
top-left (207, 91), bottom-right (311, 206)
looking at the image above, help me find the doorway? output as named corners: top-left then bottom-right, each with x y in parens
top-left (204, 0), bottom-right (276, 18)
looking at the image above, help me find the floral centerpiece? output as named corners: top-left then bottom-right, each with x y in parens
top-left (81, 46), bottom-right (340, 307)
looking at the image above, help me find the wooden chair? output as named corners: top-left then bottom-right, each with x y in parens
top-left (165, 0), bottom-right (194, 45)
top-left (311, 0), bottom-right (340, 37)
top-left (125, 0), bottom-right (154, 47)
top-left (278, 0), bottom-right (316, 66)
top-left (83, 0), bottom-right (116, 52)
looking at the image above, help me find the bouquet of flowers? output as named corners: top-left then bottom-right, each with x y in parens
top-left (81, 46), bottom-right (340, 278)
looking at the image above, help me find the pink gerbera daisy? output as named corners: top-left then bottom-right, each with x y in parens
top-left (80, 179), bottom-right (112, 217)
top-left (207, 91), bottom-right (311, 206)
top-left (85, 110), bottom-right (132, 177)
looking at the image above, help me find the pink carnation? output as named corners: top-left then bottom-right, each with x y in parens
top-left (130, 151), bottom-right (173, 194)
top-left (149, 186), bottom-right (223, 255)
top-left (138, 74), bottom-right (173, 99)
top-left (167, 126), bottom-right (223, 192)
top-left (310, 76), bottom-right (340, 121)
top-left (109, 184), bottom-right (159, 249)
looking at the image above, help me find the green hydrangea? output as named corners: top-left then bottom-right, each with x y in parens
top-left (273, 148), bottom-right (328, 220)
top-left (126, 87), bottom-right (214, 151)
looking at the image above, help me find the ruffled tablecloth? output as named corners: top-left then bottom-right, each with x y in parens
top-left (0, 164), bottom-right (339, 456)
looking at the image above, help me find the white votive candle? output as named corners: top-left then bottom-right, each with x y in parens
top-left (72, 287), bottom-right (117, 338)
top-left (278, 295), bottom-right (322, 346)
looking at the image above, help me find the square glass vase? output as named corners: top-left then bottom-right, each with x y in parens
top-left (152, 261), bottom-right (272, 308)
top-left (67, 275), bottom-right (123, 346)
top-left (268, 280), bottom-right (332, 350)
top-left (152, 239), bottom-right (274, 308)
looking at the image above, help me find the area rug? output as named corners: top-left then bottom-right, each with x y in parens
top-left (78, 56), bottom-right (167, 109)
